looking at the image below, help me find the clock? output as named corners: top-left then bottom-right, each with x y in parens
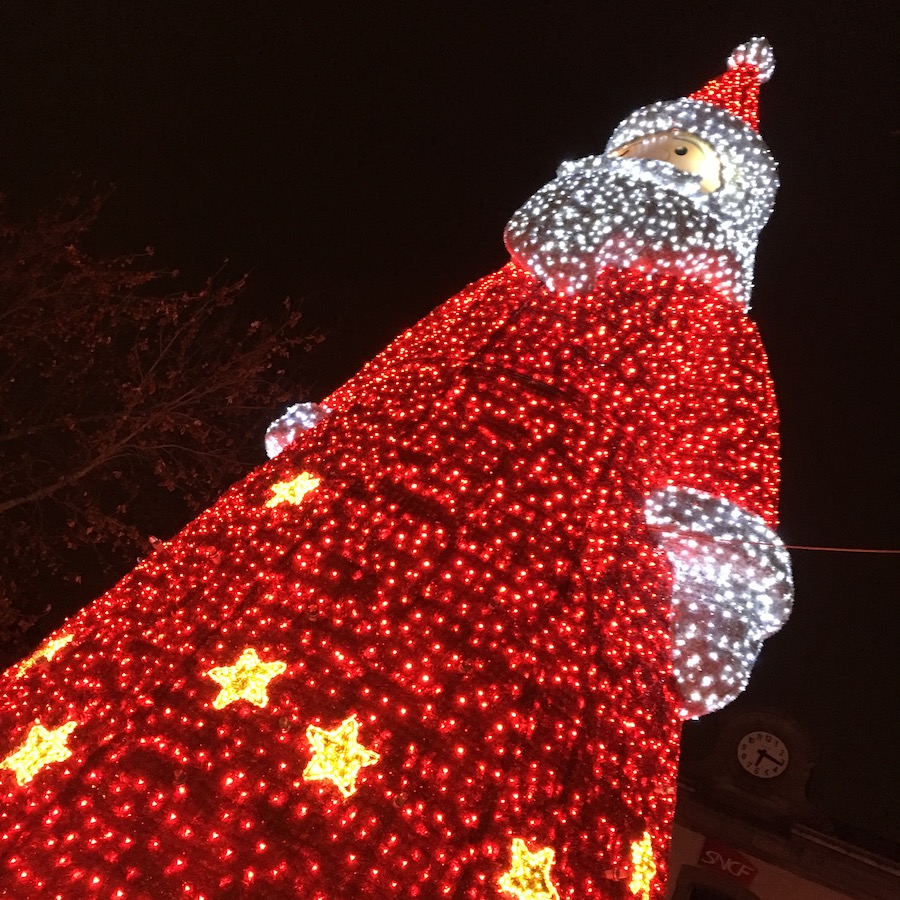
top-left (737, 730), bottom-right (789, 778)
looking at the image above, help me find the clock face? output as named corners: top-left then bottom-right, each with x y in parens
top-left (737, 731), bottom-right (789, 778)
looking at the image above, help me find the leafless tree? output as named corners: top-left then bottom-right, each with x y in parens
top-left (0, 192), bottom-right (319, 663)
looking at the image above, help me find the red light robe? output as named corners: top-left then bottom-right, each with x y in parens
top-left (0, 262), bottom-right (780, 898)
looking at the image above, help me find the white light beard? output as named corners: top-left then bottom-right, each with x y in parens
top-left (504, 155), bottom-right (755, 307)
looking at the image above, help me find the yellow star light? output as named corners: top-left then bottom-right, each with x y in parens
top-left (16, 633), bottom-right (74, 676)
top-left (629, 831), bottom-right (657, 900)
top-left (498, 837), bottom-right (560, 900)
top-left (205, 647), bottom-right (287, 710)
top-left (1, 720), bottom-right (78, 786)
top-left (265, 471), bottom-right (321, 508)
top-left (303, 715), bottom-right (380, 798)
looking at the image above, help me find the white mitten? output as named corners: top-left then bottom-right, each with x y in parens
top-left (264, 402), bottom-right (331, 459)
top-left (645, 486), bottom-right (793, 718)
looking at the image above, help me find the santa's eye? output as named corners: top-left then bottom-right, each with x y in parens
top-left (674, 146), bottom-right (688, 156)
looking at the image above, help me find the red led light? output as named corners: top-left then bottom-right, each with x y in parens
top-left (0, 260), bottom-right (782, 896)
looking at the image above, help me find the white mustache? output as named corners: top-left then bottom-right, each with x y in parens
top-left (556, 155), bottom-right (708, 201)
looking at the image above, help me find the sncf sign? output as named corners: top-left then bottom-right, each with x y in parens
top-left (698, 837), bottom-right (759, 884)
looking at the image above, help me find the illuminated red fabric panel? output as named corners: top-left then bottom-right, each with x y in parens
top-left (0, 263), bottom-right (779, 898)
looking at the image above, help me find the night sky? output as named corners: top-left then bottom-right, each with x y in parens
top-left (1, 3), bottom-right (896, 844)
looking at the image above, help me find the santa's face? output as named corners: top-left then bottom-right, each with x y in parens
top-left (611, 130), bottom-right (722, 193)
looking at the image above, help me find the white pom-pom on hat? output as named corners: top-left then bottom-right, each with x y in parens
top-left (688, 37), bottom-right (775, 131)
top-left (728, 37), bottom-right (775, 83)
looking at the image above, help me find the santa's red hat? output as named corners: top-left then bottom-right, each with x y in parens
top-left (689, 38), bottom-right (775, 132)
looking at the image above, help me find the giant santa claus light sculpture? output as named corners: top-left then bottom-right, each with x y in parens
top-left (0, 39), bottom-right (793, 899)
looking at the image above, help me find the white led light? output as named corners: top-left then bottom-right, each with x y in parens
top-left (645, 486), bottom-right (793, 718)
top-left (505, 78), bottom-right (778, 308)
top-left (264, 402), bottom-right (331, 458)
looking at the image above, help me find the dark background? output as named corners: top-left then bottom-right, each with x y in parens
top-left (0, 2), bottom-right (896, 844)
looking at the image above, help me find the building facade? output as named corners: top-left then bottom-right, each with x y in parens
top-left (667, 709), bottom-right (898, 899)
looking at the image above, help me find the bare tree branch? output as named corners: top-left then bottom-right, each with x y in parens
top-left (0, 190), bottom-right (321, 664)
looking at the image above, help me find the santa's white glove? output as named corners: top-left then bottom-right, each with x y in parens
top-left (264, 402), bottom-right (331, 459)
top-left (644, 486), bottom-right (793, 719)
